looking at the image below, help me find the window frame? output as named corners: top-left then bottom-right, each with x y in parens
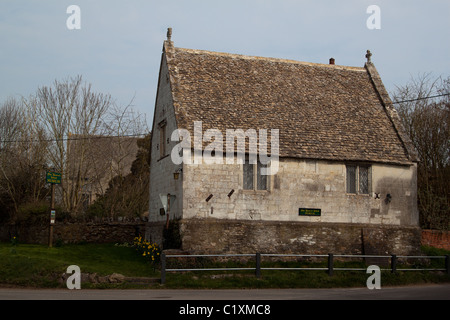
top-left (346, 164), bottom-right (371, 195)
top-left (158, 119), bottom-right (167, 159)
top-left (242, 158), bottom-right (270, 192)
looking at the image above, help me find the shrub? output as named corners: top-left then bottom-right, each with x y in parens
top-left (16, 201), bottom-right (49, 223)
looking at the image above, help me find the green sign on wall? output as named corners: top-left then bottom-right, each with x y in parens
top-left (298, 208), bottom-right (321, 216)
top-left (46, 171), bottom-right (61, 184)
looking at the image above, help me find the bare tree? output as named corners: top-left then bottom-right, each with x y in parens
top-left (97, 102), bottom-right (146, 192)
top-left (0, 97), bottom-right (49, 222)
top-left (392, 74), bottom-right (450, 230)
top-left (1, 75), bottom-right (148, 221)
top-left (23, 76), bottom-right (109, 213)
top-left (23, 75), bottom-right (148, 216)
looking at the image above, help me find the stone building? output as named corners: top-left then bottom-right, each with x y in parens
top-left (66, 134), bottom-right (138, 211)
top-left (147, 29), bottom-right (421, 255)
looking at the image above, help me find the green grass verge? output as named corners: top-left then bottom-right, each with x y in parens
top-left (0, 242), bottom-right (158, 288)
top-left (0, 242), bottom-right (449, 289)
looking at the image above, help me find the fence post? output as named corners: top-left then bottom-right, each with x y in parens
top-left (160, 252), bottom-right (166, 284)
top-left (328, 253), bottom-right (333, 276)
top-left (256, 253), bottom-right (261, 278)
top-left (445, 255), bottom-right (450, 275)
top-left (391, 254), bottom-right (397, 273)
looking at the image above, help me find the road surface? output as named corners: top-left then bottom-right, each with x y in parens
top-left (0, 284), bottom-right (449, 300)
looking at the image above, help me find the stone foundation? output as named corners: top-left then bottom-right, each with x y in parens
top-left (145, 220), bottom-right (167, 245)
top-left (171, 218), bottom-right (421, 256)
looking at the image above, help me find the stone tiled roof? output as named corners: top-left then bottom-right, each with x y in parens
top-left (163, 41), bottom-right (418, 165)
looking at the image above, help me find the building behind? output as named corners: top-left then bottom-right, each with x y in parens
top-left (66, 134), bottom-right (138, 212)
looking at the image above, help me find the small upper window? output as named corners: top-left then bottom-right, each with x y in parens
top-left (346, 165), bottom-right (371, 194)
top-left (158, 120), bottom-right (167, 158)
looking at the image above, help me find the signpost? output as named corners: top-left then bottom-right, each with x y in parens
top-left (298, 208), bottom-right (321, 216)
top-left (50, 210), bottom-right (56, 224)
top-left (46, 171), bottom-right (61, 184)
top-left (47, 171), bottom-right (61, 247)
top-left (159, 193), bottom-right (176, 230)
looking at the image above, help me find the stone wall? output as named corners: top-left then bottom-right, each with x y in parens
top-left (181, 158), bottom-right (419, 226)
top-left (145, 220), bottom-right (166, 245)
top-left (178, 218), bottom-right (422, 256)
top-left (148, 52), bottom-right (183, 224)
top-left (2, 220), bottom-right (146, 245)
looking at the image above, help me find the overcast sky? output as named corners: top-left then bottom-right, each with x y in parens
top-left (1, 1), bottom-right (449, 129)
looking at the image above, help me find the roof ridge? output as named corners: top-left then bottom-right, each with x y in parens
top-left (173, 46), bottom-right (366, 72)
top-left (364, 62), bottom-right (419, 162)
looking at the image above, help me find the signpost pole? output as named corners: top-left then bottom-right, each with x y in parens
top-left (166, 193), bottom-right (171, 230)
top-left (46, 171), bottom-right (60, 248)
top-left (49, 183), bottom-right (55, 248)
